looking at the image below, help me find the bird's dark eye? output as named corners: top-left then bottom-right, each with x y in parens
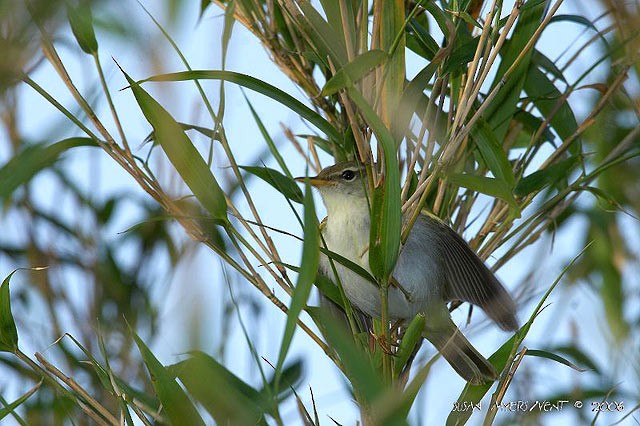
top-left (341, 169), bottom-right (356, 181)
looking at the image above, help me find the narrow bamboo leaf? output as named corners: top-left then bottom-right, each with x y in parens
top-left (67, 332), bottom-right (160, 410)
top-left (549, 345), bottom-right (601, 374)
top-left (199, 0), bottom-right (211, 18)
top-left (139, 70), bottom-right (341, 142)
top-left (600, 264), bottom-right (629, 342)
top-left (346, 88), bottom-right (401, 279)
top-left (394, 60), bottom-right (440, 139)
top-left (144, 122), bottom-right (221, 145)
top-left (239, 166), bottom-right (303, 203)
top-left (273, 262), bottom-right (343, 307)
top-left (532, 49), bottom-right (567, 83)
top-left (447, 173), bottom-right (520, 217)
top-left (525, 349), bottom-right (590, 372)
top-left (393, 313), bottom-right (425, 374)
top-left (455, 10), bottom-right (482, 30)
top-left (243, 93), bottom-right (291, 177)
top-left (318, 0), bottom-right (351, 57)
top-left (0, 380), bottom-right (41, 419)
top-left (524, 66), bottom-right (578, 145)
top-left (66, 0), bottom-right (98, 54)
top-left (297, 2), bottom-right (348, 65)
top-left (321, 50), bottom-right (388, 96)
top-left (549, 14), bottom-right (600, 34)
top-left (261, 359), bottom-right (304, 402)
top-left (319, 308), bottom-right (385, 403)
top-left (275, 183), bottom-right (319, 385)
top-left (0, 270), bottom-right (19, 353)
top-left (221, 0), bottom-right (235, 66)
top-left (512, 110), bottom-right (556, 146)
top-left (442, 36), bottom-right (479, 75)
top-left (0, 138), bottom-right (97, 202)
top-left (407, 18), bottom-right (439, 60)
top-left (485, 2), bottom-right (546, 141)
top-left (514, 156), bottom-right (579, 197)
top-left (424, 1), bottom-right (450, 36)
top-left (379, 0), bottom-right (405, 124)
top-left (170, 351), bottom-right (268, 425)
top-left (319, 246), bottom-right (378, 286)
top-left (131, 330), bottom-right (206, 426)
top-left (123, 71), bottom-right (228, 221)
top-left (272, 2), bottom-right (295, 50)
top-left (470, 120), bottom-right (516, 187)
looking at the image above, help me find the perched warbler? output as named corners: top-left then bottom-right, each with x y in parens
top-left (298, 161), bottom-right (518, 384)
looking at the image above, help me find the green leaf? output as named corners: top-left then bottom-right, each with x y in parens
top-left (296, 2), bottom-right (348, 66)
top-left (139, 70), bottom-right (341, 143)
top-left (318, 308), bottom-right (385, 404)
top-left (0, 269), bottom-right (18, 353)
top-left (122, 70), bottom-right (228, 222)
top-left (470, 120), bottom-right (516, 187)
top-left (525, 349), bottom-right (590, 372)
top-left (0, 138), bottom-right (97, 202)
top-left (144, 122), bottom-right (221, 145)
top-left (274, 183), bottom-right (319, 387)
top-left (345, 88), bottom-right (401, 279)
top-left (0, 380), bottom-right (41, 419)
top-left (243, 93), bottom-right (291, 178)
top-left (484, 1), bottom-right (546, 141)
top-left (380, 0), bottom-right (405, 122)
top-left (239, 166), bottom-right (303, 203)
top-left (524, 66), bottom-right (578, 145)
top-left (547, 345), bottom-right (601, 374)
top-left (394, 60), bottom-right (440, 139)
top-left (393, 313), bottom-right (425, 374)
top-left (447, 173), bottom-right (520, 217)
top-left (407, 17), bottom-right (439, 60)
top-left (442, 36), bottom-right (479, 75)
top-left (261, 359), bottom-right (304, 402)
top-left (131, 330), bottom-right (206, 426)
top-left (0, 270), bottom-right (19, 353)
top-left (321, 50), bottom-right (387, 96)
top-left (512, 110), bottom-right (556, 146)
top-left (532, 49), bottom-right (567, 83)
top-left (170, 351), bottom-right (268, 425)
top-left (514, 156), bottom-right (579, 197)
top-left (275, 262), bottom-right (344, 307)
top-left (549, 14), bottom-right (600, 34)
top-left (66, 0), bottom-right (98, 54)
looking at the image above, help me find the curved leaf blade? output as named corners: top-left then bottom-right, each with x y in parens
top-left (138, 70), bottom-right (341, 143)
top-left (0, 270), bottom-right (19, 353)
top-left (322, 50), bottom-right (387, 96)
top-left (0, 138), bottom-right (97, 202)
top-left (66, 0), bottom-right (98, 54)
top-left (447, 173), bottom-right (520, 217)
top-left (239, 166), bottom-right (303, 204)
top-left (123, 70), bottom-right (228, 221)
top-left (130, 330), bottom-right (206, 426)
top-left (275, 183), bottom-right (319, 386)
top-left (170, 351), bottom-right (268, 425)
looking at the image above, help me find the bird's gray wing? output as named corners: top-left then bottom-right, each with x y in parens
top-left (421, 215), bottom-right (518, 331)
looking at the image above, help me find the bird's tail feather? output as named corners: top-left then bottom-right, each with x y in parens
top-left (423, 320), bottom-right (498, 385)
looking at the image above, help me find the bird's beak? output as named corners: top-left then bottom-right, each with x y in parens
top-left (294, 176), bottom-right (331, 187)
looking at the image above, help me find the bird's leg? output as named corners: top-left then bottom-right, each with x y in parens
top-left (390, 276), bottom-right (414, 302)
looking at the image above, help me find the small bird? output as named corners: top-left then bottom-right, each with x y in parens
top-left (300, 161), bottom-right (518, 384)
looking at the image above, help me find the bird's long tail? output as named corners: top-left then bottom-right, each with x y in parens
top-left (423, 308), bottom-right (498, 384)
